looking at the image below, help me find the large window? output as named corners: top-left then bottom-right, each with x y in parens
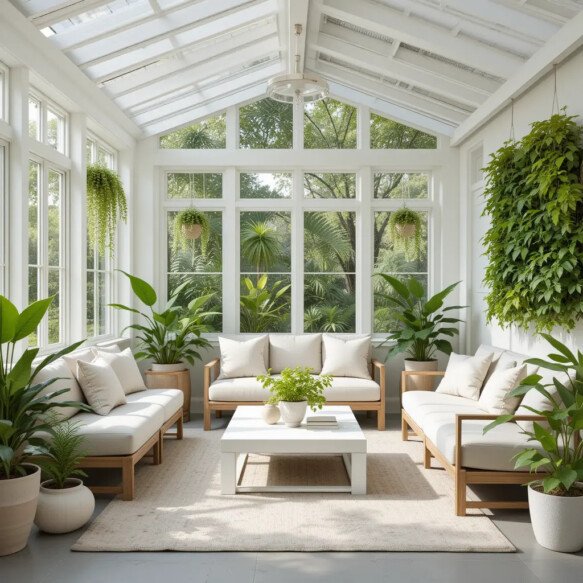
top-left (159, 114), bottom-right (226, 149)
top-left (304, 98), bottom-right (357, 149)
top-left (28, 159), bottom-right (65, 347)
top-left (29, 92), bottom-right (67, 154)
top-left (0, 141), bottom-right (6, 294)
top-left (239, 99), bottom-right (293, 149)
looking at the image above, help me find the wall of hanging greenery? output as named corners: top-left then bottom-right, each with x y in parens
top-left (482, 110), bottom-right (583, 332)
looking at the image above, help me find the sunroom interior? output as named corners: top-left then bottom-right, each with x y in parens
top-left (1, 0), bottom-right (583, 580)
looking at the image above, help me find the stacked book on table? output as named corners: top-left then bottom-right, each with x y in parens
top-left (306, 415), bottom-right (338, 428)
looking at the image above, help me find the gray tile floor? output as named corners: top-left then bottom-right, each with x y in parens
top-left (1, 415), bottom-right (581, 583)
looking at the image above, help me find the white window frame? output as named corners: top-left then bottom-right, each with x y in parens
top-left (0, 139), bottom-right (7, 295)
top-left (29, 89), bottom-right (69, 156)
top-left (0, 61), bottom-right (8, 123)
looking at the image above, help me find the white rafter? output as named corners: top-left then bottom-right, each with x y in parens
top-left (20, 0), bottom-right (114, 27)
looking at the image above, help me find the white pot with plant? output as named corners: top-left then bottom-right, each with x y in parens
top-left (0, 295), bottom-right (86, 556)
top-left (111, 271), bottom-right (217, 374)
top-left (376, 276), bottom-right (465, 390)
top-left (485, 334), bottom-right (583, 553)
top-left (257, 366), bottom-right (332, 427)
top-left (33, 421), bottom-right (95, 534)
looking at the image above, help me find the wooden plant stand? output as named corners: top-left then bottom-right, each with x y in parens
top-left (145, 368), bottom-right (192, 422)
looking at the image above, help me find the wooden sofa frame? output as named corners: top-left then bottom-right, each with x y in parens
top-left (400, 370), bottom-right (546, 516)
top-left (203, 358), bottom-right (386, 431)
top-left (77, 409), bottom-right (183, 501)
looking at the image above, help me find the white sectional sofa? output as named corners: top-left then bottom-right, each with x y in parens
top-left (204, 333), bottom-right (386, 431)
top-left (401, 344), bottom-right (549, 516)
top-left (36, 342), bottom-right (184, 501)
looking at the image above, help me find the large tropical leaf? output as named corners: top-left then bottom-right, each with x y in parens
top-left (119, 270), bottom-right (157, 306)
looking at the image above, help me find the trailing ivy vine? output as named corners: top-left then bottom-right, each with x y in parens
top-left (482, 111), bottom-right (583, 331)
top-left (86, 165), bottom-right (128, 256)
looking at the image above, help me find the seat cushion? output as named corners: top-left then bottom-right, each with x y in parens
top-left (126, 389), bottom-right (183, 422)
top-left (209, 376), bottom-right (380, 402)
top-left (269, 334), bottom-right (322, 373)
top-left (62, 401), bottom-right (165, 456)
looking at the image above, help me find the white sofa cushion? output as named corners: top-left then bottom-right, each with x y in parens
top-left (126, 388), bottom-right (183, 422)
top-left (269, 334), bottom-right (322, 373)
top-left (321, 334), bottom-right (371, 379)
top-left (479, 364), bottom-right (527, 415)
top-left (34, 358), bottom-right (85, 421)
top-left (63, 347), bottom-right (96, 376)
top-left (94, 347), bottom-right (146, 395)
top-left (435, 351), bottom-right (493, 400)
top-left (218, 334), bottom-right (269, 367)
top-left (76, 358), bottom-right (127, 415)
top-left (515, 371), bottom-right (566, 432)
top-left (209, 376), bottom-right (380, 402)
top-left (218, 335), bottom-right (268, 379)
top-left (59, 400), bottom-right (165, 456)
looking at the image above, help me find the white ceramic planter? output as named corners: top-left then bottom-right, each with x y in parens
top-left (404, 359), bottom-right (438, 391)
top-left (151, 362), bottom-right (187, 372)
top-left (262, 404), bottom-right (281, 425)
top-left (0, 463), bottom-right (41, 556)
top-left (279, 401), bottom-right (307, 427)
top-left (528, 483), bottom-right (583, 553)
top-left (35, 479), bottom-right (95, 534)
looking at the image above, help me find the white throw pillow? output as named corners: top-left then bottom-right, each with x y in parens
top-left (62, 347), bottom-right (96, 376)
top-left (515, 372), bottom-right (567, 432)
top-left (94, 347), bottom-right (146, 395)
top-left (320, 334), bottom-right (371, 379)
top-left (436, 351), bottom-right (493, 400)
top-left (479, 364), bottom-right (527, 415)
top-left (76, 358), bottom-right (127, 416)
top-left (93, 344), bottom-right (121, 354)
top-left (218, 335), bottom-right (268, 379)
top-left (269, 334), bottom-right (322, 373)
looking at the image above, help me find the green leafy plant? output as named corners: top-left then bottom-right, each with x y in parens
top-left (376, 276), bottom-right (464, 361)
top-left (86, 164), bottom-right (128, 257)
top-left (110, 271), bottom-right (216, 365)
top-left (0, 295), bottom-right (86, 479)
top-left (240, 221), bottom-right (280, 273)
top-left (388, 208), bottom-right (422, 261)
top-left (32, 420), bottom-right (87, 489)
top-left (484, 334), bottom-right (583, 496)
top-left (173, 209), bottom-right (210, 254)
top-left (258, 366), bottom-right (332, 411)
top-left (482, 111), bottom-right (583, 332)
top-left (240, 275), bottom-right (290, 333)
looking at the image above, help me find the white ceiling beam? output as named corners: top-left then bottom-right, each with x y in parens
top-left (319, 0), bottom-right (524, 78)
top-left (288, 0), bottom-right (309, 72)
top-left (117, 36), bottom-right (279, 110)
top-left (451, 10), bottom-right (583, 146)
top-left (104, 19), bottom-right (277, 97)
top-left (313, 29), bottom-right (488, 108)
top-left (21, 0), bottom-right (112, 27)
top-left (137, 61), bottom-right (281, 126)
top-left (493, 0), bottom-right (572, 24)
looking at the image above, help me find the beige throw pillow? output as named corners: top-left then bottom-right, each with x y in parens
top-left (63, 347), bottom-right (96, 376)
top-left (76, 358), bottom-right (127, 415)
top-left (515, 372), bottom-right (567, 432)
top-left (269, 334), bottom-right (322, 373)
top-left (320, 334), bottom-right (371, 379)
top-left (218, 335), bottom-right (268, 379)
top-left (479, 364), bottom-right (527, 415)
top-left (436, 351), bottom-right (493, 400)
top-left (94, 347), bottom-right (146, 395)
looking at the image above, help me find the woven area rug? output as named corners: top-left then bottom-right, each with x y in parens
top-left (73, 427), bottom-right (514, 552)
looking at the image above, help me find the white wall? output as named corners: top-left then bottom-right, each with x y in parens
top-left (460, 48), bottom-right (583, 358)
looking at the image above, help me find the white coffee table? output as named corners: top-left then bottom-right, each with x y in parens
top-left (220, 405), bottom-right (367, 495)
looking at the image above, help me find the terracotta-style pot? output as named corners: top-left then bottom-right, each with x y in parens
top-left (279, 401), bottom-right (307, 427)
top-left (0, 463), bottom-right (41, 556)
top-left (528, 483), bottom-right (583, 553)
top-left (182, 224), bottom-right (202, 240)
top-left (404, 359), bottom-right (438, 391)
top-left (35, 479), bottom-right (95, 534)
top-left (395, 223), bottom-right (417, 238)
top-left (151, 363), bottom-right (187, 372)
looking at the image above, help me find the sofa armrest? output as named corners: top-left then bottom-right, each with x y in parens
top-left (400, 370), bottom-right (445, 393)
top-left (203, 359), bottom-right (220, 404)
top-left (371, 359), bottom-right (386, 405)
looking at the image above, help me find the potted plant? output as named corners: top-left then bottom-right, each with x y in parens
top-left (86, 164), bottom-right (128, 257)
top-left (388, 208), bottom-right (423, 261)
top-left (484, 334), bottom-right (583, 553)
top-left (33, 420), bottom-right (95, 534)
top-left (257, 366), bottom-right (332, 427)
top-left (173, 209), bottom-right (210, 253)
top-left (110, 271), bottom-right (216, 372)
top-left (376, 276), bottom-right (465, 390)
top-left (0, 295), bottom-right (85, 555)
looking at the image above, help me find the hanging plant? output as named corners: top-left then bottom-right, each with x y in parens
top-left (86, 164), bottom-right (128, 256)
top-left (389, 207), bottom-right (422, 261)
top-left (173, 209), bottom-right (210, 254)
top-left (483, 110), bottom-right (583, 332)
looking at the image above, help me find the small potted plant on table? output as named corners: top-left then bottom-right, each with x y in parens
top-left (257, 367), bottom-right (332, 427)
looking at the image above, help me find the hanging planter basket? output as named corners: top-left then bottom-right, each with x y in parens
top-left (173, 208), bottom-right (210, 253)
top-left (389, 207), bottom-right (423, 261)
top-left (182, 223), bottom-right (202, 240)
top-left (395, 223), bottom-right (417, 239)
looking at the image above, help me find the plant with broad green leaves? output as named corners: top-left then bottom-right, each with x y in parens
top-left (388, 208), bottom-right (423, 261)
top-left (173, 209), bottom-right (210, 254)
top-left (0, 295), bottom-right (86, 479)
top-left (258, 366), bottom-right (332, 411)
top-left (110, 271), bottom-right (217, 365)
top-left (240, 221), bottom-right (280, 273)
top-left (484, 334), bottom-right (583, 496)
top-left (482, 111), bottom-right (583, 332)
top-left (240, 275), bottom-right (290, 333)
top-left (376, 276), bottom-right (464, 361)
top-left (86, 164), bottom-right (128, 257)
top-left (31, 420), bottom-right (87, 489)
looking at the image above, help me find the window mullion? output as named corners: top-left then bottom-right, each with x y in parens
top-left (291, 169), bottom-right (304, 333)
top-left (357, 167), bottom-right (372, 334)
